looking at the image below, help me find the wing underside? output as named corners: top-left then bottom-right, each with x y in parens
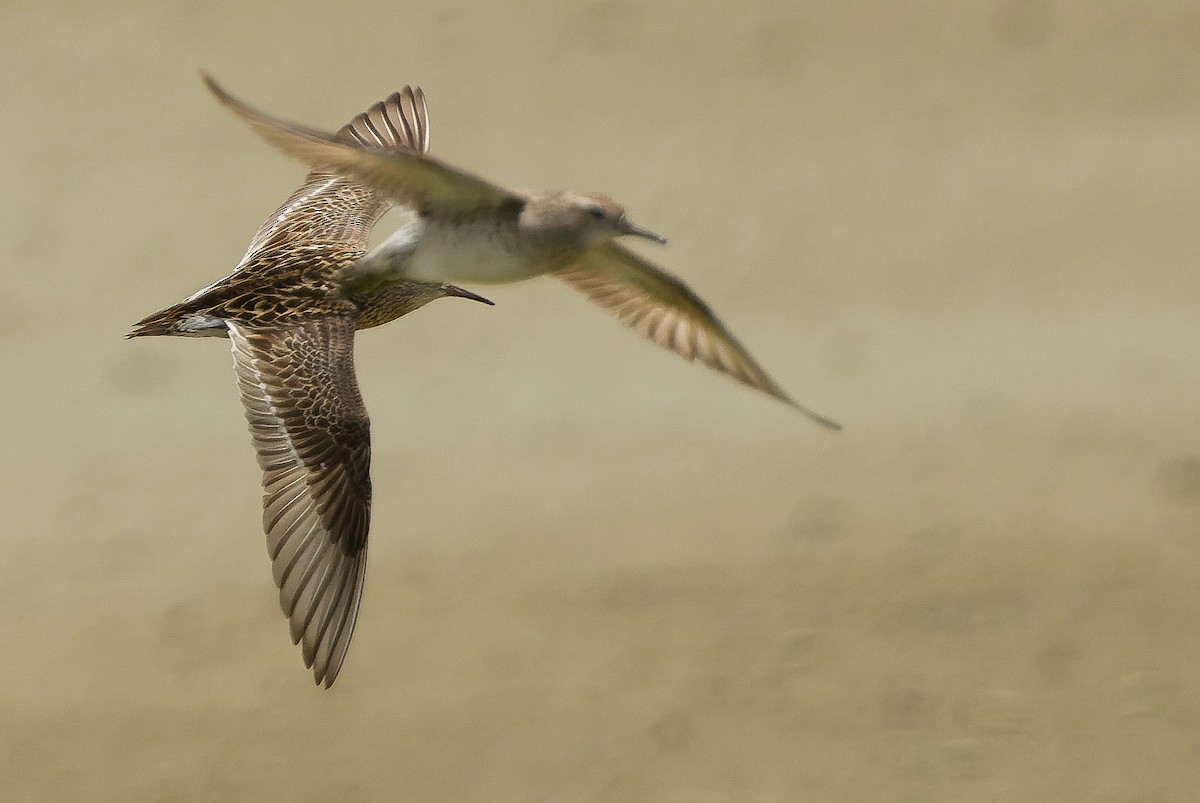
top-left (228, 316), bottom-right (372, 687)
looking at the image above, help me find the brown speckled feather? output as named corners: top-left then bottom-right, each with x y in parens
top-left (228, 316), bottom-right (370, 688)
top-left (127, 87), bottom-right (495, 687)
top-left (128, 87), bottom-right (431, 338)
top-left (239, 86), bottom-right (431, 263)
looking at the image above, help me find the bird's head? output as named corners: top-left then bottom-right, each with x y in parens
top-left (522, 190), bottom-right (667, 251)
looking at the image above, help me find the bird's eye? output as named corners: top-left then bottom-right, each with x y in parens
top-left (587, 207), bottom-right (605, 220)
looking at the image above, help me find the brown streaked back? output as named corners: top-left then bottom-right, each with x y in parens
top-left (237, 86), bottom-right (432, 264)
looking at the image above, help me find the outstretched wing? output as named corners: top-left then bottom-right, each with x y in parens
top-left (555, 243), bottom-right (841, 429)
top-left (228, 316), bottom-right (372, 687)
top-left (203, 73), bottom-right (519, 216)
top-left (238, 86), bottom-right (432, 264)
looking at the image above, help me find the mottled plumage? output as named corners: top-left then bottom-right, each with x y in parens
top-left (128, 88), bottom-right (492, 687)
top-left (202, 75), bottom-right (841, 429)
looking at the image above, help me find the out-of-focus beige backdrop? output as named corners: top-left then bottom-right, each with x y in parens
top-left (2, 1), bottom-right (1198, 800)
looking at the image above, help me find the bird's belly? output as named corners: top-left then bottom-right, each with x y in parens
top-left (405, 223), bottom-right (545, 285)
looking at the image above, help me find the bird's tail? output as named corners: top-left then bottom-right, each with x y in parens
top-left (126, 304), bottom-right (225, 338)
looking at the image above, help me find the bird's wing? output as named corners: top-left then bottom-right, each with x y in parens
top-left (555, 242), bottom-right (841, 429)
top-left (204, 73), bottom-right (519, 217)
top-left (238, 86), bottom-right (432, 265)
top-left (228, 316), bottom-right (372, 687)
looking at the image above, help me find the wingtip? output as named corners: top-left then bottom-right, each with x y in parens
top-left (787, 398), bottom-right (843, 431)
top-left (199, 71), bottom-right (243, 114)
top-left (814, 414), bottom-right (844, 432)
top-left (772, 389), bottom-right (842, 430)
top-left (313, 656), bottom-right (344, 689)
top-left (304, 651), bottom-right (339, 689)
top-left (198, 70), bottom-right (222, 98)
top-left (385, 86), bottom-right (415, 108)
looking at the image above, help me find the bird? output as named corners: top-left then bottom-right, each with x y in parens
top-left (127, 87), bottom-right (494, 687)
top-left (200, 74), bottom-right (841, 431)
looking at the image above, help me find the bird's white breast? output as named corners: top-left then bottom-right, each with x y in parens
top-left (382, 218), bottom-right (546, 285)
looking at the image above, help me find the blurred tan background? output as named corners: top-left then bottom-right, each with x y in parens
top-left (2, 0), bottom-right (1199, 799)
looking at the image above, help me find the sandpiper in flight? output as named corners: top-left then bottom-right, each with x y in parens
top-left (128, 88), bottom-right (493, 687)
top-left (201, 75), bottom-right (841, 430)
